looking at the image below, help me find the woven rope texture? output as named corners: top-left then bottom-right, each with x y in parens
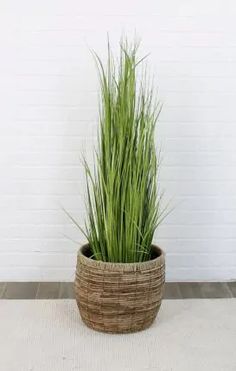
top-left (75, 244), bottom-right (165, 333)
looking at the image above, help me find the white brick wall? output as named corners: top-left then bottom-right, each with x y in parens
top-left (1, 0), bottom-right (236, 281)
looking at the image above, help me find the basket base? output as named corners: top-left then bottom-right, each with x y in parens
top-left (76, 301), bottom-right (161, 334)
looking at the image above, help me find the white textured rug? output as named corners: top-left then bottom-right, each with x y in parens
top-left (0, 299), bottom-right (235, 371)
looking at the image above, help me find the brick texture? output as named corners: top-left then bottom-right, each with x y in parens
top-left (0, 1), bottom-right (236, 281)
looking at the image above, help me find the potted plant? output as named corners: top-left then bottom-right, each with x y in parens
top-left (74, 39), bottom-right (165, 333)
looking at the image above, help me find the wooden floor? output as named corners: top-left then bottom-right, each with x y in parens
top-left (0, 282), bottom-right (235, 299)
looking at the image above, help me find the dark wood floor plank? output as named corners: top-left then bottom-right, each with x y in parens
top-left (199, 283), bottom-right (232, 298)
top-left (179, 283), bottom-right (204, 298)
top-left (164, 283), bottom-right (182, 299)
top-left (2, 282), bottom-right (39, 299)
top-left (36, 282), bottom-right (60, 299)
top-left (0, 282), bottom-right (235, 299)
top-left (227, 282), bottom-right (236, 297)
top-left (58, 282), bottom-right (75, 299)
top-left (0, 283), bottom-right (6, 298)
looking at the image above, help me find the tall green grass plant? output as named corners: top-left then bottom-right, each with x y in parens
top-left (76, 39), bottom-right (164, 262)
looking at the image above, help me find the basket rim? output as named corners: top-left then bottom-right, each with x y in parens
top-left (77, 243), bottom-right (165, 271)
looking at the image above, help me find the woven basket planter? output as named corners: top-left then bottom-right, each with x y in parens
top-left (74, 244), bottom-right (165, 333)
